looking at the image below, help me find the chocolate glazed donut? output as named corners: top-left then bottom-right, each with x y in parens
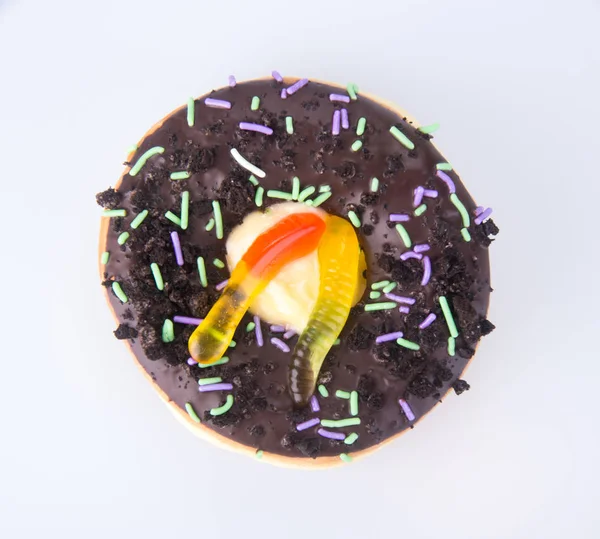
top-left (97, 75), bottom-right (498, 468)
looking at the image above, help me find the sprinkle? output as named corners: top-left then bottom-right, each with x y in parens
top-left (213, 258), bottom-right (225, 269)
top-left (450, 193), bottom-right (470, 227)
top-left (344, 433), bottom-right (359, 445)
top-left (370, 177), bottom-right (379, 192)
top-left (340, 453), bottom-right (353, 463)
top-left (181, 191), bottom-right (189, 230)
top-left (321, 418), bottom-right (361, 428)
top-left (185, 403), bottom-right (201, 423)
top-left (199, 383), bottom-right (234, 393)
top-left (117, 232), bottom-right (130, 245)
top-left (174, 316), bottom-right (203, 325)
top-left (150, 263), bottom-right (164, 290)
top-left (347, 82), bottom-right (359, 100)
top-left (436, 170), bottom-right (456, 194)
top-left (389, 126), bottom-right (415, 150)
top-left (396, 337), bottom-right (420, 351)
top-left (229, 340), bottom-right (237, 348)
top-left (112, 281), bottom-right (128, 303)
top-left (351, 140), bottom-right (363, 152)
top-left (389, 213), bottom-right (410, 223)
top-left (386, 294), bottom-right (415, 305)
top-left (461, 228), bottom-right (471, 242)
top-left (419, 313), bottom-right (437, 329)
top-left (130, 209), bottom-right (149, 229)
top-left (245, 322), bottom-right (256, 333)
top-left (356, 117), bottom-right (366, 136)
top-left (291, 176), bottom-right (300, 200)
top-left (205, 98), bottom-right (231, 109)
top-left (371, 280), bottom-right (391, 290)
top-left (310, 395), bottom-right (320, 412)
top-left (205, 218), bottom-right (215, 231)
top-left (239, 122), bottom-right (273, 135)
top-left (196, 256), bottom-right (208, 287)
top-left (101, 251), bottom-right (110, 265)
top-left (270, 338), bottom-right (290, 353)
top-left (254, 316), bottom-right (263, 347)
top-left (187, 97), bottom-right (195, 127)
top-left (414, 243), bottom-right (430, 253)
top-left (448, 337), bottom-right (456, 356)
top-left (283, 329), bottom-right (296, 339)
top-left (439, 296), bottom-right (459, 338)
top-left (129, 146), bottom-right (165, 176)
top-left (399, 399), bottom-right (415, 421)
top-left (298, 186), bottom-right (316, 201)
top-left (399, 306), bottom-right (410, 314)
top-left (198, 356), bottom-right (229, 368)
top-left (369, 291), bottom-right (381, 300)
top-left (395, 224), bottom-right (412, 248)
top-left (198, 376), bottom-right (223, 386)
top-left (319, 185), bottom-right (331, 192)
top-left (248, 175), bottom-right (259, 186)
top-left (383, 284), bottom-right (398, 295)
top-left (318, 428), bottom-right (346, 441)
top-left (285, 116), bottom-right (294, 134)
top-left (474, 207), bottom-right (493, 225)
top-left (228, 75), bottom-right (236, 87)
top-left (267, 190), bottom-right (294, 200)
top-left (270, 325), bottom-right (286, 332)
top-left (165, 211), bottom-right (182, 226)
top-left (169, 232), bottom-right (183, 266)
top-left (364, 302), bottom-right (397, 312)
top-left (341, 108), bottom-right (349, 129)
top-left (375, 331), bottom-right (404, 344)
top-left (436, 162), bottom-right (453, 171)
top-left (330, 93), bottom-right (350, 103)
top-left (423, 189), bottom-right (438, 198)
top-left (350, 391), bottom-right (359, 416)
top-left (347, 210), bottom-right (361, 228)
top-left (210, 394), bottom-right (234, 416)
top-left (255, 449), bottom-right (264, 459)
top-left (312, 192), bottom-right (332, 207)
top-left (250, 186), bottom-right (263, 208)
top-left (332, 110), bottom-right (341, 135)
top-left (334, 339), bottom-right (341, 346)
top-left (162, 319), bottom-right (175, 343)
top-left (421, 255), bottom-right (432, 286)
top-left (272, 70), bottom-right (283, 82)
top-left (230, 148), bottom-right (266, 178)
top-left (285, 78), bottom-right (308, 95)
top-left (336, 390), bottom-right (351, 399)
top-left (216, 279), bottom-right (229, 291)
top-left (102, 209), bottom-right (126, 217)
top-left (413, 186), bottom-right (425, 207)
top-left (280, 88), bottom-right (287, 99)
top-left (251, 96), bottom-right (260, 110)
top-left (475, 206), bottom-right (484, 216)
top-left (212, 200), bottom-right (223, 239)
top-left (418, 123), bottom-right (440, 134)
top-left (318, 385), bottom-right (329, 398)
top-left (297, 418), bottom-right (320, 431)
top-left (414, 204), bottom-right (427, 217)
top-left (400, 251), bottom-right (423, 261)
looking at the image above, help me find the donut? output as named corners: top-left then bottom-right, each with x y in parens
top-left (97, 74), bottom-right (498, 467)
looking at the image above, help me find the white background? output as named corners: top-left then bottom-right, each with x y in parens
top-left (1, 0), bottom-right (599, 537)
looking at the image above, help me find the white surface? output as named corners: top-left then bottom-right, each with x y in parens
top-left (1, 0), bottom-right (599, 538)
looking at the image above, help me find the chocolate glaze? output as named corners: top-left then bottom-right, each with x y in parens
top-left (99, 78), bottom-right (496, 459)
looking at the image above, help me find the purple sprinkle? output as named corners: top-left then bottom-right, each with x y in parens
top-left (270, 325), bottom-right (286, 332)
top-left (413, 244), bottom-right (430, 253)
top-left (205, 98), bottom-right (231, 109)
top-left (341, 108), bottom-right (349, 129)
top-left (376, 331), bottom-right (404, 344)
top-left (297, 418), bottom-right (320, 431)
top-left (436, 170), bottom-right (456, 194)
top-left (272, 70), bottom-right (283, 82)
top-left (283, 329), bottom-right (296, 339)
top-left (173, 316), bottom-right (203, 325)
top-left (286, 78), bottom-right (309, 95)
top-left (280, 88), bottom-right (287, 99)
top-left (198, 383), bottom-right (234, 393)
top-left (318, 428), bottom-right (346, 441)
top-left (385, 294), bottom-right (415, 305)
top-left (400, 251), bottom-right (423, 261)
top-left (423, 189), bottom-right (438, 198)
top-left (421, 256), bottom-right (431, 286)
top-left (187, 357), bottom-right (197, 365)
top-left (170, 231), bottom-right (184, 266)
top-left (474, 207), bottom-right (493, 225)
top-left (389, 213), bottom-right (410, 222)
top-left (271, 337), bottom-right (290, 353)
top-left (239, 122), bottom-right (273, 135)
top-left (399, 306), bottom-right (410, 314)
top-left (254, 315), bottom-right (263, 347)
top-left (413, 186), bottom-right (425, 207)
top-left (399, 399), bottom-right (415, 421)
top-left (332, 110), bottom-right (341, 135)
top-left (330, 93), bottom-right (350, 103)
top-left (215, 279), bottom-right (229, 291)
top-left (419, 313), bottom-right (437, 329)
top-left (475, 206), bottom-right (484, 216)
top-left (310, 395), bottom-right (321, 413)
top-left (228, 75), bottom-right (236, 87)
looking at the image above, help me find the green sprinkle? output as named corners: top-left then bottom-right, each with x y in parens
top-left (336, 390), bottom-right (351, 399)
top-left (205, 218), bottom-right (215, 231)
top-left (129, 146), bottom-right (165, 176)
top-left (101, 251), bottom-right (110, 265)
top-left (382, 282), bottom-right (397, 294)
top-left (198, 356), bottom-right (229, 368)
top-left (321, 418), bottom-right (361, 428)
top-left (344, 433), bottom-right (359, 445)
top-left (150, 263), bottom-right (164, 291)
top-left (130, 209), bottom-right (149, 229)
top-left (170, 171), bottom-right (190, 180)
top-left (340, 453), bottom-right (353, 463)
top-left (251, 96), bottom-right (260, 111)
top-left (248, 175), bottom-right (259, 186)
top-left (389, 126), bottom-right (415, 150)
top-left (298, 186), bottom-right (316, 201)
top-left (102, 209), bottom-right (126, 218)
top-left (165, 211), bottom-right (181, 227)
top-left (369, 291), bottom-right (382, 300)
top-left (396, 337), bottom-right (420, 351)
top-left (286, 116), bottom-right (294, 134)
top-left (351, 140), bottom-right (363, 152)
top-left (197, 256), bottom-right (208, 287)
top-left (334, 339), bottom-right (341, 346)
top-left (439, 296), bottom-right (459, 338)
top-left (365, 302), bottom-right (397, 312)
top-left (213, 258), bottom-right (225, 269)
top-left (319, 185), bottom-right (331, 192)
top-left (356, 117), bottom-right (366, 136)
top-left (414, 203), bottom-right (427, 216)
top-left (347, 210), bottom-right (361, 228)
top-left (187, 97), bottom-right (195, 127)
top-left (395, 224), bottom-right (412, 248)
top-left (112, 281), bottom-right (128, 303)
top-left (291, 176), bottom-right (300, 200)
top-left (312, 191), bottom-right (332, 207)
top-left (461, 228), bottom-right (472, 242)
top-left (229, 340), bottom-right (237, 348)
top-left (125, 143), bottom-right (138, 154)
top-left (185, 402), bottom-right (201, 423)
top-left (198, 376), bottom-right (222, 386)
top-left (255, 449), bottom-right (264, 460)
top-left (418, 123), bottom-right (440, 134)
top-left (181, 191), bottom-right (190, 230)
top-left (347, 82), bottom-right (359, 100)
top-left (371, 280), bottom-right (391, 290)
top-left (162, 319), bottom-right (175, 343)
top-left (117, 232), bottom-right (130, 245)
top-left (210, 394), bottom-right (234, 416)
top-left (255, 186), bottom-right (265, 207)
top-left (450, 193), bottom-right (470, 227)
top-left (448, 336), bottom-right (456, 356)
top-left (370, 177), bottom-right (379, 192)
top-left (318, 385), bottom-right (329, 398)
top-left (304, 200), bottom-right (314, 206)
top-left (212, 200), bottom-right (223, 239)
top-left (436, 162), bottom-right (453, 171)
top-left (350, 391), bottom-right (359, 416)
top-left (246, 322), bottom-right (256, 332)
top-left (267, 190), bottom-right (294, 200)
